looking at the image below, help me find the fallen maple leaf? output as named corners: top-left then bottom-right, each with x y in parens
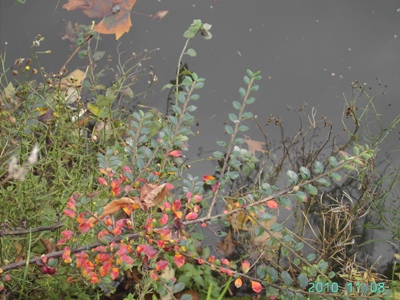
top-left (63, 0), bottom-right (137, 40)
top-left (243, 134), bottom-right (267, 156)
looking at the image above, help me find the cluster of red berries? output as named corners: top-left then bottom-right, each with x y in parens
top-left (40, 266), bottom-right (56, 275)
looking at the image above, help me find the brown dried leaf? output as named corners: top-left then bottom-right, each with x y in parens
top-left (87, 197), bottom-right (140, 224)
top-left (151, 10), bottom-right (169, 21)
top-left (141, 183), bottom-right (168, 210)
top-left (244, 134), bottom-right (267, 156)
top-left (216, 230), bottom-right (237, 257)
top-left (40, 238), bottom-right (55, 254)
top-left (63, 0), bottom-right (137, 40)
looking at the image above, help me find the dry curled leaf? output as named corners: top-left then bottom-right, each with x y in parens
top-left (87, 197), bottom-right (140, 224)
top-left (137, 182), bottom-right (168, 211)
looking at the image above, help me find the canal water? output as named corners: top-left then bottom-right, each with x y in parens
top-left (1, 0), bottom-right (399, 274)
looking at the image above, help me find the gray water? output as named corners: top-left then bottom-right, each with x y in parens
top-left (1, 0), bottom-right (399, 274)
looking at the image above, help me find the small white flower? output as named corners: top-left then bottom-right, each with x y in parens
top-left (28, 144), bottom-right (39, 165)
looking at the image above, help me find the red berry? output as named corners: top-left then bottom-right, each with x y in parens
top-left (41, 266), bottom-right (49, 274)
top-left (47, 268), bottom-right (56, 275)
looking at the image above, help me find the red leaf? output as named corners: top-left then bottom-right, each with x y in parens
top-left (61, 230), bottom-right (74, 240)
top-left (110, 267), bottom-right (119, 280)
top-left (169, 150), bottom-right (182, 157)
top-left (63, 209), bottom-right (76, 218)
top-left (156, 260), bottom-right (169, 271)
top-left (266, 200), bottom-right (278, 209)
top-left (251, 281), bottom-right (263, 293)
top-left (160, 213), bottom-right (169, 225)
top-left (202, 174), bottom-right (215, 182)
top-left (185, 212), bottom-right (198, 220)
top-left (174, 253), bottom-right (185, 268)
top-left (98, 177), bottom-right (108, 186)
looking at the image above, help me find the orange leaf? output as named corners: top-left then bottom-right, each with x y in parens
top-left (251, 280), bottom-right (263, 293)
top-left (185, 212), bottom-right (198, 220)
top-left (266, 200), bottom-right (278, 209)
top-left (169, 150), bottom-right (182, 157)
top-left (234, 278), bottom-right (242, 288)
top-left (63, 0), bottom-right (137, 40)
top-left (87, 197), bottom-right (140, 223)
top-left (241, 260), bottom-right (250, 273)
top-left (174, 253), bottom-right (185, 268)
top-left (156, 260), bottom-right (169, 272)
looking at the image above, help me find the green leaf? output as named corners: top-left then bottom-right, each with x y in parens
top-left (256, 265), bottom-right (267, 278)
top-left (194, 82), bottom-right (204, 89)
top-left (172, 282), bottom-right (185, 293)
top-left (243, 75), bottom-right (250, 85)
top-left (300, 166), bottom-right (310, 179)
top-left (168, 116), bottom-right (178, 126)
top-left (343, 164), bottom-right (356, 170)
top-left (259, 212), bottom-right (273, 221)
top-left (250, 84), bottom-right (259, 92)
top-left (280, 271), bottom-right (293, 285)
top-left (282, 234), bottom-right (293, 243)
top-left (92, 51), bottom-right (105, 62)
top-left (180, 295), bottom-right (192, 300)
top-left (266, 266), bottom-right (278, 282)
top-left (239, 87), bottom-right (246, 98)
top-left (318, 260), bottom-right (328, 271)
top-left (162, 83), bottom-right (174, 91)
top-left (182, 76), bottom-right (193, 86)
top-left (217, 140), bottom-right (227, 147)
top-left (254, 226), bottom-right (264, 237)
top-left (298, 274), bottom-right (308, 289)
top-left (242, 111), bottom-right (253, 119)
top-left (245, 98), bottom-right (255, 106)
top-left (213, 151), bottom-right (224, 159)
top-left (294, 242), bottom-right (304, 252)
top-left (306, 253), bottom-right (316, 262)
top-left (295, 191), bottom-right (307, 202)
top-left (172, 105), bottom-right (182, 115)
top-left (353, 146), bottom-right (360, 156)
top-left (186, 105), bottom-right (197, 112)
top-left (304, 184), bottom-right (318, 195)
top-left (190, 94), bottom-right (200, 100)
top-left (278, 196), bottom-right (291, 210)
top-left (247, 69), bottom-right (254, 77)
top-left (328, 156), bottom-right (337, 167)
top-left (329, 172), bottom-right (342, 181)
top-left (217, 231), bottom-right (227, 237)
top-left (178, 91), bottom-right (187, 104)
top-left (313, 161), bottom-right (324, 174)
top-left (225, 125), bottom-right (233, 135)
top-left (286, 170), bottom-right (298, 185)
top-left (232, 101), bottom-right (241, 110)
top-left (186, 48), bottom-right (197, 57)
top-left (316, 178), bottom-right (330, 186)
top-left (228, 113), bottom-right (237, 122)
top-left (238, 125), bottom-right (249, 132)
